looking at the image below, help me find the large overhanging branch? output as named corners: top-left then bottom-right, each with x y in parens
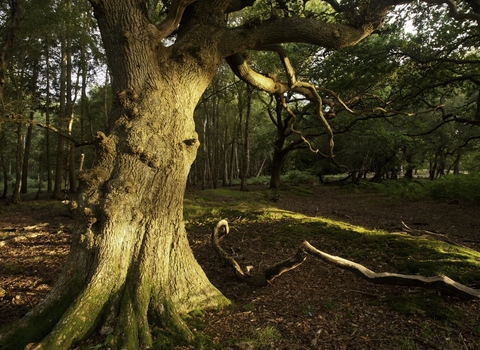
top-left (212, 220), bottom-right (480, 299)
top-left (226, 47), bottom-right (335, 157)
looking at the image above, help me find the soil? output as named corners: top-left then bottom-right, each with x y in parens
top-left (1, 185), bottom-right (479, 349)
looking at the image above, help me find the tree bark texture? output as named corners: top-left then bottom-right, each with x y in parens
top-left (1, 2), bottom-right (229, 349)
top-left (0, 0), bottom-right (403, 348)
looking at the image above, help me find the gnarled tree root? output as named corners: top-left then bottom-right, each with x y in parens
top-left (212, 220), bottom-right (480, 299)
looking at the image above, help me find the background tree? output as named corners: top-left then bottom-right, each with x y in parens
top-left (0, 0), bottom-right (414, 349)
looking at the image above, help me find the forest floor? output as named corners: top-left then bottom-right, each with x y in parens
top-left (1, 184), bottom-right (480, 349)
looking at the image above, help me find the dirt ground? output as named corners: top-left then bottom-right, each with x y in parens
top-left (1, 185), bottom-right (479, 349)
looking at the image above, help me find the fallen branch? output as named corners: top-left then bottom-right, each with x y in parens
top-left (401, 221), bottom-right (469, 248)
top-left (212, 220), bottom-right (306, 286)
top-left (212, 220), bottom-right (480, 299)
top-left (300, 241), bottom-right (480, 299)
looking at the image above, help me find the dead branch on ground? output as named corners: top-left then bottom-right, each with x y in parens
top-left (401, 221), bottom-right (470, 249)
top-left (212, 220), bottom-right (480, 299)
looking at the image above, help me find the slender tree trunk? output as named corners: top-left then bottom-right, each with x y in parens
top-left (20, 111), bottom-right (34, 194)
top-left (201, 112), bottom-right (210, 189)
top-left (0, 0), bottom-right (24, 101)
top-left (269, 96), bottom-right (288, 189)
top-left (35, 152), bottom-right (43, 200)
top-left (256, 156), bottom-right (267, 178)
top-left (403, 151), bottom-right (414, 179)
top-left (52, 38), bottom-right (68, 199)
top-left (21, 59), bottom-right (38, 194)
top-left (0, 132), bottom-right (8, 199)
top-left (429, 158), bottom-right (437, 180)
top-left (44, 42), bottom-right (53, 193)
top-left (240, 87), bottom-right (251, 191)
top-left (11, 124), bottom-right (23, 204)
top-left (270, 148), bottom-right (287, 189)
top-left (453, 153), bottom-right (461, 174)
top-left (213, 101), bottom-right (219, 189)
top-left (66, 44), bottom-right (78, 193)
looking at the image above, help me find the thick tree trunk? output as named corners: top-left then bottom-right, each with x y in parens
top-left (269, 147), bottom-right (286, 189)
top-left (0, 3), bottom-right (229, 349)
top-left (1, 80), bottom-right (229, 350)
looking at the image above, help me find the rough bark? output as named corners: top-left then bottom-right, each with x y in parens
top-left (0, 0), bottom-right (407, 348)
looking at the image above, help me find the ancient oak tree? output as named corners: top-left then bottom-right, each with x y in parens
top-left (0, 0), bottom-right (409, 349)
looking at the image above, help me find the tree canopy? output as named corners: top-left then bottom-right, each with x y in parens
top-left (0, 0), bottom-right (480, 349)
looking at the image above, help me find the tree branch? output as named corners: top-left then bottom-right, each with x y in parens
top-left (300, 241), bottom-right (480, 299)
top-left (226, 47), bottom-right (335, 157)
top-left (155, 0), bottom-right (198, 40)
top-left (424, 0), bottom-right (480, 22)
top-left (212, 220), bottom-right (307, 286)
top-left (3, 115), bottom-right (94, 148)
top-left (212, 220), bottom-right (480, 299)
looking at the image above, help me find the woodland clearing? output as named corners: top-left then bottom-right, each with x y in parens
top-left (1, 183), bottom-right (479, 349)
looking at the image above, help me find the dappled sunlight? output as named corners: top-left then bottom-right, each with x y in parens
top-left (184, 187), bottom-right (480, 285)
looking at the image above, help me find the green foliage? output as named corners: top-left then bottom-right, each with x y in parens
top-left (348, 179), bottom-right (428, 201)
top-left (349, 175), bottom-right (480, 203)
top-left (280, 170), bottom-right (318, 186)
top-left (425, 174), bottom-right (480, 203)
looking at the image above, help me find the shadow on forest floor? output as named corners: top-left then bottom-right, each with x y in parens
top-left (1, 184), bottom-right (480, 349)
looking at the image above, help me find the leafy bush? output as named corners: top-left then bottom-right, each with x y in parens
top-left (347, 179), bottom-right (428, 201)
top-left (347, 175), bottom-right (480, 203)
top-left (425, 174), bottom-right (480, 203)
top-left (280, 170), bottom-right (317, 186)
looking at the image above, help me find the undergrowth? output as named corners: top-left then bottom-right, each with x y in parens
top-left (347, 174), bottom-right (480, 203)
